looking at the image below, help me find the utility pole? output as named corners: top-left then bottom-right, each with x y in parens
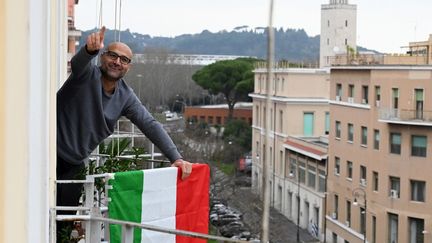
top-left (261, 0), bottom-right (274, 242)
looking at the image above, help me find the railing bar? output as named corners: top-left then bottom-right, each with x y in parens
top-left (56, 215), bottom-right (91, 221)
top-left (54, 206), bottom-right (90, 211)
top-left (56, 179), bottom-right (92, 183)
top-left (54, 215), bottom-right (252, 242)
top-left (92, 216), bottom-right (251, 243)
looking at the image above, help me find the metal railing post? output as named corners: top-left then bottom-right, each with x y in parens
top-left (89, 208), bottom-right (102, 242)
top-left (85, 175), bottom-right (96, 242)
top-left (122, 225), bottom-right (134, 243)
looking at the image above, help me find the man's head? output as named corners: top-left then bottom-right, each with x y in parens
top-left (100, 42), bottom-right (133, 81)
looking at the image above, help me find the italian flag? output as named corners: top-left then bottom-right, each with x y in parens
top-left (108, 164), bottom-right (210, 243)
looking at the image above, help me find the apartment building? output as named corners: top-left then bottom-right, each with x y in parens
top-left (67, 0), bottom-right (82, 74)
top-left (284, 136), bottom-right (328, 240)
top-left (250, 67), bottom-right (330, 239)
top-left (326, 66), bottom-right (432, 243)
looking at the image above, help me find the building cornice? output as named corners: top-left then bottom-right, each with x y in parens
top-left (331, 65), bottom-right (432, 71)
top-left (329, 100), bottom-right (371, 109)
top-left (250, 93), bottom-right (330, 104)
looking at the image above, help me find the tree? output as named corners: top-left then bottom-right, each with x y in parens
top-left (192, 58), bottom-right (257, 119)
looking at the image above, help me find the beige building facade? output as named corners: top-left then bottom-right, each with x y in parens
top-left (326, 66), bottom-right (432, 243)
top-left (0, 0), bottom-right (67, 242)
top-left (250, 67), bottom-right (330, 240)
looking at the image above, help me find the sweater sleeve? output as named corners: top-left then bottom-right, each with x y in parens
top-left (123, 93), bottom-right (182, 163)
top-left (70, 46), bottom-right (99, 83)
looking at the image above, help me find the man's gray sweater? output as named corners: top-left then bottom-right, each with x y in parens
top-left (57, 47), bottom-right (182, 164)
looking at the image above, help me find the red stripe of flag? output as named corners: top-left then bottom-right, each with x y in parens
top-left (175, 163), bottom-right (210, 243)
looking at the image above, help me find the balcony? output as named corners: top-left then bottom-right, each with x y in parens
top-left (378, 108), bottom-right (432, 126)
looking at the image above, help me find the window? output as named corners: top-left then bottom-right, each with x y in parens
top-left (362, 85), bottom-right (369, 104)
top-left (345, 38), bottom-right (348, 45)
top-left (303, 112), bottom-right (314, 136)
top-left (327, 38), bottom-right (330, 45)
top-left (374, 129), bottom-right (380, 150)
top-left (279, 151), bottom-right (283, 175)
top-left (347, 161), bottom-right (353, 179)
top-left (256, 141), bottom-right (260, 158)
top-left (360, 165), bottom-right (367, 185)
top-left (270, 109), bottom-right (274, 130)
top-left (208, 116), bottom-right (214, 124)
top-left (299, 161), bottom-right (306, 184)
top-left (318, 170), bottom-right (326, 192)
top-left (361, 126), bottom-right (368, 145)
top-left (216, 116), bottom-right (222, 125)
top-left (409, 217), bottom-right (424, 243)
top-left (255, 105), bottom-right (259, 126)
top-left (392, 88), bottom-right (399, 109)
top-left (411, 135), bottom-right (427, 157)
top-left (345, 20), bottom-right (348, 27)
top-left (332, 233), bottom-right (337, 243)
top-left (372, 216), bottom-right (377, 243)
top-left (348, 84), bottom-right (355, 98)
top-left (410, 180), bottom-right (425, 202)
top-left (287, 191), bottom-right (293, 218)
top-left (415, 89), bottom-right (424, 119)
top-left (328, 20), bottom-right (330, 27)
top-left (279, 110), bottom-right (283, 133)
top-left (308, 167), bottom-right (316, 189)
top-left (334, 194), bottom-right (339, 219)
top-left (336, 83), bottom-right (342, 99)
top-left (289, 157), bottom-right (297, 178)
top-left (388, 213), bottom-right (399, 243)
top-left (325, 112), bottom-right (330, 135)
top-left (375, 86), bottom-right (381, 106)
top-left (335, 157), bottom-right (340, 175)
top-left (348, 123), bottom-right (354, 142)
top-left (360, 207), bottom-right (366, 235)
top-left (390, 176), bottom-right (400, 198)
top-left (335, 121), bottom-right (341, 138)
top-left (373, 171), bottom-right (379, 191)
top-left (346, 200), bottom-right (351, 226)
top-left (390, 133), bottom-right (401, 154)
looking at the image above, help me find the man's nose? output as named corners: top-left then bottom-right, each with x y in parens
top-left (112, 57), bottom-right (121, 65)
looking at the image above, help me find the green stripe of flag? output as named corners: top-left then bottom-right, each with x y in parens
top-left (108, 170), bottom-right (144, 243)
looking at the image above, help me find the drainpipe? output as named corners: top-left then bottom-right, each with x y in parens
top-left (323, 157), bottom-right (328, 243)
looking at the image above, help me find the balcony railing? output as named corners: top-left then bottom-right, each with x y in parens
top-left (378, 108), bottom-right (432, 126)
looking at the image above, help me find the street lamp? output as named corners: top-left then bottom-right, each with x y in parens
top-left (289, 170), bottom-right (301, 242)
top-left (352, 187), bottom-right (367, 243)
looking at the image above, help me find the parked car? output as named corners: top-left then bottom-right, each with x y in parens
top-left (237, 154), bottom-right (252, 174)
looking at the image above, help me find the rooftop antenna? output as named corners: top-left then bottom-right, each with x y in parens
top-left (114, 0), bottom-right (123, 42)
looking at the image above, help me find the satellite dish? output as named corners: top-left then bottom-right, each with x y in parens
top-left (333, 46), bottom-right (340, 53)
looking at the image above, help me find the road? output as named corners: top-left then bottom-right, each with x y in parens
top-left (211, 165), bottom-right (319, 243)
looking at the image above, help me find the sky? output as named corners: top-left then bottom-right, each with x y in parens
top-left (75, 0), bottom-right (432, 53)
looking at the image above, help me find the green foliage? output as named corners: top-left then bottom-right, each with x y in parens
top-left (80, 138), bottom-right (146, 202)
top-left (192, 58), bottom-right (257, 119)
top-left (216, 161), bottom-right (236, 176)
top-left (223, 120), bottom-right (252, 151)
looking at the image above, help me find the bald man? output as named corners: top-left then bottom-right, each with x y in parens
top-left (57, 27), bottom-right (192, 238)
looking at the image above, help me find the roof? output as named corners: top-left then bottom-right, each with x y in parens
top-left (283, 140), bottom-right (327, 161)
top-left (193, 102), bottom-right (253, 109)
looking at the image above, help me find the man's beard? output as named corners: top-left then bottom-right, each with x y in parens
top-left (100, 65), bottom-right (125, 81)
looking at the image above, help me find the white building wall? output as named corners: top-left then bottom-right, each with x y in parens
top-left (320, 1), bottom-right (357, 67)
